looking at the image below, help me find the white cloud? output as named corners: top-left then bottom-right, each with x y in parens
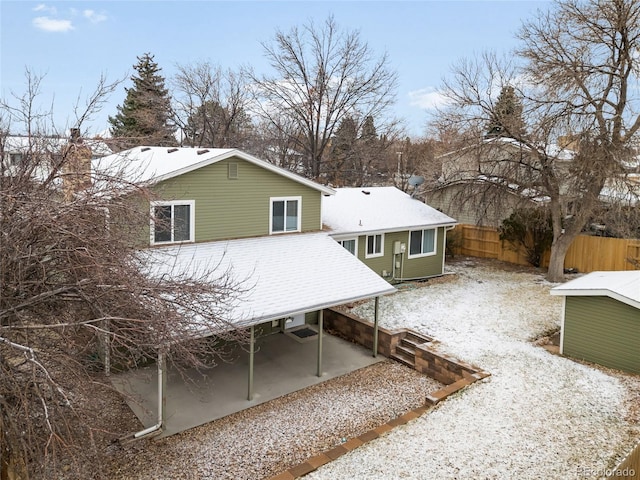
top-left (33, 4), bottom-right (56, 14)
top-left (408, 87), bottom-right (450, 110)
top-left (83, 9), bottom-right (108, 23)
top-left (32, 16), bottom-right (74, 32)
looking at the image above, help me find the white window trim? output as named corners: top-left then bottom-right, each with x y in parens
top-left (337, 237), bottom-right (358, 256)
top-left (407, 228), bottom-right (437, 259)
top-left (150, 200), bottom-right (195, 245)
top-left (365, 233), bottom-right (384, 259)
top-left (269, 196), bottom-right (302, 234)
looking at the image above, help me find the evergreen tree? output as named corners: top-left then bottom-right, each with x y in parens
top-left (485, 85), bottom-right (525, 139)
top-left (327, 116), bottom-right (358, 185)
top-left (355, 115), bottom-right (382, 185)
top-left (359, 115), bottom-right (378, 144)
top-left (109, 53), bottom-right (176, 149)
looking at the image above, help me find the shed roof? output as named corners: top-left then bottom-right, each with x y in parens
top-left (93, 147), bottom-right (335, 195)
top-left (146, 232), bottom-right (396, 332)
top-left (550, 271), bottom-right (640, 310)
top-left (322, 186), bottom-right (456, 236)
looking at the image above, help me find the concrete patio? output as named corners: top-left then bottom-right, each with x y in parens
top-left (111, 328), bottom-right (383, 438)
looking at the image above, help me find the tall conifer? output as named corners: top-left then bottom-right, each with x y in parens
top-left (109, 53), bottom-right (176, 149)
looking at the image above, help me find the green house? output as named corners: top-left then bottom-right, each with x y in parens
top-left (551, 271), bottom-right (640, 374)
top-left (94, 147), bottom-right (396, 437)
top-left (322, 187), bottom-right (457, 282)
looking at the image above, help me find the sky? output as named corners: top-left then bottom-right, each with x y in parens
top-left (0, 1), bottom-right (550, 139)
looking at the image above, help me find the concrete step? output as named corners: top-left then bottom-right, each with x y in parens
top-left (390, 350), bottom-right (414, 368)
top-left (395, 344), bottom-right (416, 360)
top-left (402, 331), bottom-right (432, 349)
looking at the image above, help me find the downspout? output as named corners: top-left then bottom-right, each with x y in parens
top-left (126, 349), bottom-right (165, 440)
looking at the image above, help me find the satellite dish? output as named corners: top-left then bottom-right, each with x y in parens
top-left (408, 175), bottom-right (425, 187)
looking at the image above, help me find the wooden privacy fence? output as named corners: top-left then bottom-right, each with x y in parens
top-left (453, 224), bottom-right (640, 272)
top-left (607, 440), bottom-right (640, 480)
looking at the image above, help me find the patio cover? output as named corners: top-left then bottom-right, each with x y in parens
top-left (125, 232), bottom-right (395, 439)
top-left (146, 231), bottom-right (396, 331)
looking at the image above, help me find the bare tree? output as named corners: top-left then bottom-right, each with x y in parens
top-left (248, 115), bottom-right (306, 172)
top-left (172, 62), bottom-right (253, 148)
top-left (433, 0), bottom-right (640, 281)
top-left (1, 71), bottom-right (246, 479)
top-left (250, 15), bottom-right (398, 179)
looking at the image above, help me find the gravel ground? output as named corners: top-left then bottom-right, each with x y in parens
top-left (104, 257), bottom-right (640, 480)
top-left (105, 360), bottom-right (442, 479)
top-left (306, 258), bottom-right (640, 480)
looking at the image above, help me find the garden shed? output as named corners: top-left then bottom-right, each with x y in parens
top-left (551, 271), bottom-right (640, 374)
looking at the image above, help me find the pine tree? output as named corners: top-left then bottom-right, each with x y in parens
top-left (356, 115), bottom-right (382, 185)
top-left (359, 115), bottom-right (378, 144)
top-left (327, 116), bottom-right (358, 185)
top-left (486, 85), bottom-right (525, 139)
top-left (109, 53), bottom-right (176, 149)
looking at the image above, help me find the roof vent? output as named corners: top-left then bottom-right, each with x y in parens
top-left (141, 147), bottom-right (151, 152)
top-left (197, 149), bottom-right (210, 155)
top-left (167, 148), bottom-right (178, 153)
top-left (361, 190), bottom-right (370, 195)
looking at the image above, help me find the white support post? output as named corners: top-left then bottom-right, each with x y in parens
top-left (373, 296), bottom-right (380, 358)
top-left (317, 310), bottom-right (324, 377)
top-left (248, 325), bottom-right (255, 401)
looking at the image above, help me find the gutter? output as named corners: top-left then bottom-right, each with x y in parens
top-left (120, 350), bottom-right (165, 442)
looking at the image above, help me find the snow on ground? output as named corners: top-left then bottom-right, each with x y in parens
top-left (307, 258), bottom-right (639, 480)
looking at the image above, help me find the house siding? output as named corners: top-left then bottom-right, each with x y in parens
top-left (152, 156), bottom-right (322, 242)
top-left (427, 183), bottom-right (533, 228)
top-left (563, 296), bottom-right (640, 374)
top-left (356, 227), bottom-right (446, 280)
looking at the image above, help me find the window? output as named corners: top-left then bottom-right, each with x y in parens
top-left (408, 228), bottom-right (436, 257)
top-left (270, 197), bottom-right (301, 234)
top-left (338, 238), bottom-right (357, 255)
top-left (365, 234), bottom-right (384, 258)
top-left (151, 200), bottom-right (195, 245)
top-left (9, 153), bottom-right (23, 165)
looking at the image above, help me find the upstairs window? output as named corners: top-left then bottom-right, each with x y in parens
top-left (365, 234), bottom-right (384, 258)
top-left (408, 228), bottom-right (436, 258)
top-left (338, 238), bottom-right (357, 255)
top-left (270, 197), bottom-right (301, 234)
top-left (151, 200), bottom-right (195, 245)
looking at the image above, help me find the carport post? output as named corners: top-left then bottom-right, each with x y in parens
top-left (248, 325), bottom-right (255, 401)
top-left (316, 310), bottom-right (323, 377)
top-left (373, 296), bottom-right (379, 358)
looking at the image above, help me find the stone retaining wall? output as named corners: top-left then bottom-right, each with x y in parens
top-left (323, 307), bottom-right (489, 390)
top-left (323, 308), bottom-right (401, 357)
top-left (414, 349), bottom-right (481, 385)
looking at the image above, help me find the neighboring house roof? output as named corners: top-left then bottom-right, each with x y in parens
top-left (93, 146), bottom-right (335, 195)
top-left (146, 232), bottom-right (396, 333)
top-left (599, 174), bottom-right (640, 206)
top-left (550, 271), bottom-right (640, 310)
top-left (4, 134), bottom-right (112, 158)
top-left (437, 137), bottom-right (576, 162)
top-left (322, 186), bottom-right (457, 236)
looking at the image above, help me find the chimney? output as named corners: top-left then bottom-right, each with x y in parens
top-left (62, 129), bottom-right (92, 200)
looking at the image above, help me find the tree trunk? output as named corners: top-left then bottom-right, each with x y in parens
top-left (546, 234), bottom-right (574, 282)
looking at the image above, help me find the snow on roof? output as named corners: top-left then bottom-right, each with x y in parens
top-left (322, 186), bottom-right (456, 236)
top-left (93, 146), bottom-right (335, 194)
top-left (4, 135), bottom-right (111, 157)
top-left (146, 232), bottom-right (396, 331)
top-left (438, 137), bottom-right (576, 162)
top-left (551, 270), bottom-right (640, 310)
